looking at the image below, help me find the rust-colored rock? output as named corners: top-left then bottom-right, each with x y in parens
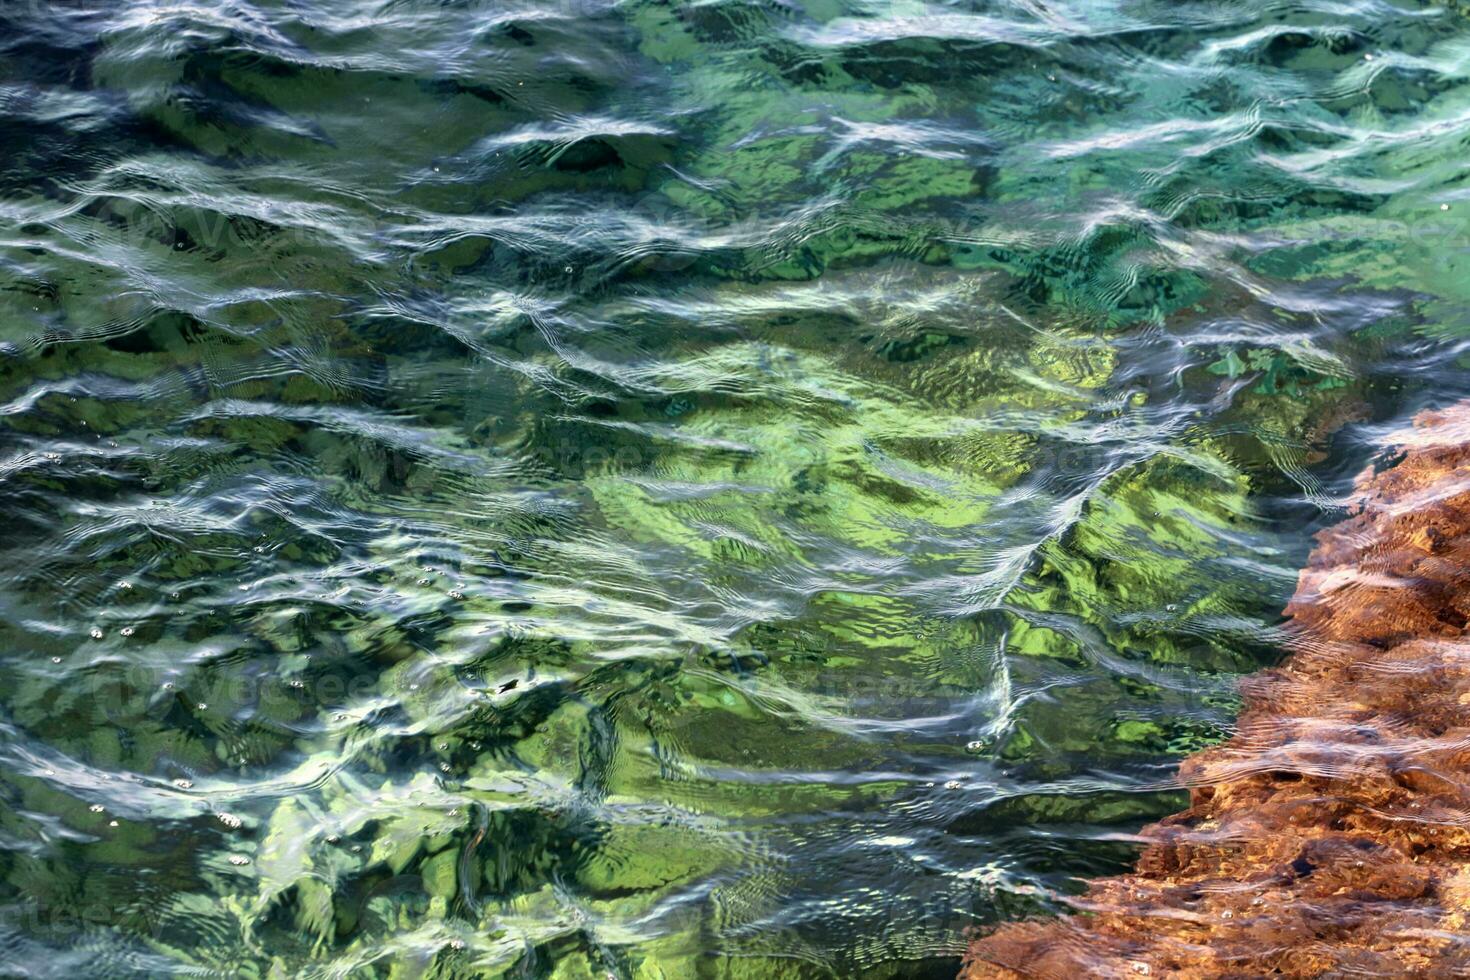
top-left (964, 403), bottom-right (1470, 979)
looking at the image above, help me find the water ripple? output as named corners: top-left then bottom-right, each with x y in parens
top-left (0, 0), bottom-right (1468, 976)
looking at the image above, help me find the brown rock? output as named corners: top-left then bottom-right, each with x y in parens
top-left (964, 402), bottom-right (1470, 979)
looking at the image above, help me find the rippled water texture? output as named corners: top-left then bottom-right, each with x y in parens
top-left (967, 402), bottom-right (1470, 977)
top-left (2, 0), bottom-right (1470, 977)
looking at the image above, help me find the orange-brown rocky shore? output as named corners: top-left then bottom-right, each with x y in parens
top-left (964, 403), bottom-right (1470, 979)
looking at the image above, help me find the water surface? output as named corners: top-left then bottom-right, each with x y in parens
top-left (2, 0), bottom-right (1470, 976)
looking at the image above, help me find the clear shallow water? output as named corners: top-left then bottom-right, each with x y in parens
top-left (2, 0), bottom-right (1470, 976)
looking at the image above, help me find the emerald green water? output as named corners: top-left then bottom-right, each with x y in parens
top-left (2, 0), bottom-right (1470, 976)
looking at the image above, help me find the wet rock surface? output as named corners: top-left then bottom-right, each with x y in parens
top-left (964, 403), bottom-right (1470, 979)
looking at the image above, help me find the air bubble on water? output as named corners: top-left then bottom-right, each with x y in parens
top-left (89, 628), bottom-right (103, 639)
top-left (966, 740), bottom-right (985, 752)
top-left (1166, 604), bottom-right (1177, 612)
top-left (449, 939), bottom-right (466, 950)
top-left (227, 855), bottom-right (249, 866)
top-left (944, 780), bottom-right (962, 790)
top-left (173, 778), bottom-right (193, 789)
top-left (89, 804), bottom-right (105, 813)
top-left (162, 682), bottom-right (174, 690)
top-left (326, 834), bottom-right (340, 844)
top-left (51, 657), bottom-right (61, 664)
top-left (118, 581), bottom-right (132, 590)
top-left (439, 763), bottom-right (451, 772)
top-left (217, 812), bottom-right (242, 829)
top-left (197, 703), bottom-right (207, 710)
top-left (120, 627), bottom-right (134, 637)
top-left (1442, 203), bottom-right (1451, 211)
top-left (448, 590), bottom-right (464, 599)
top-left (290, 679), bottom-right (304, 688)
top-left (42, 769), bottom-right (55, 777)
top-left (109, 820), bottom-right (119, 827)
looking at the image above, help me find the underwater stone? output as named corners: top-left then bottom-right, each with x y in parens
top-left (964, 400), bottom-right (1470, 978)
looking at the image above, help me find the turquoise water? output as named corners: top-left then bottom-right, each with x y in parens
top-left (1, 0), bottom-right (1469, 976)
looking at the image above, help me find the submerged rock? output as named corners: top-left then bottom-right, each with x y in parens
top-left (964, 401), bottom-right (1470, 978)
